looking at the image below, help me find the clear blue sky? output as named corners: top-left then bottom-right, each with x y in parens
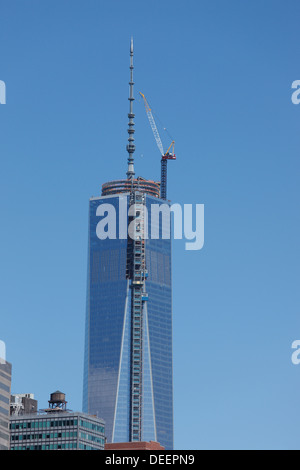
top-left (1, 0), bottom-right (300, 450)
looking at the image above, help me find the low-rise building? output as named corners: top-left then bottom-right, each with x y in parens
top-left (10, 391), bottom-right (105, 450)
top-left (105, 441), bottom-right (165, 450)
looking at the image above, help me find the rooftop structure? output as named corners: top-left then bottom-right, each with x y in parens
top-left (10, 394), bottom-right (38, 416)
top-left (101, 177), bottom-right (160, 198)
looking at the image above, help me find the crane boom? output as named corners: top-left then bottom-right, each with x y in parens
top-left (139, 91), bottom-right (176, 200)
top-left (139, 92), bottom-right (164, 156)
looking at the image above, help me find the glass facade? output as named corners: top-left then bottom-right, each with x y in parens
top-left (10, 413), bottom-right (105, 450)
top-left (145, 195), bottom-right (173, 450)
top-left (83, 193), bottom-right (173, 450)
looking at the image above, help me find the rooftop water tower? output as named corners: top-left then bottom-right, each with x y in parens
top-left (47, 391), bottom-right (67, 412)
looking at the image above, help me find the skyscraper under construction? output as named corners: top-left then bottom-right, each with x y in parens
top-left (83, 40), bottom-right (173, 450)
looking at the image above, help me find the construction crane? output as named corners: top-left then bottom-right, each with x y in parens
top-left (139, 92), bottom-right (176, 200)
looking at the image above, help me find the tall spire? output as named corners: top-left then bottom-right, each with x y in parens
top-left (126, 37), bottom-right (135, 179)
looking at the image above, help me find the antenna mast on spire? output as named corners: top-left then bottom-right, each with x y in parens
top-left (126, 38), bottom-right (135, 179)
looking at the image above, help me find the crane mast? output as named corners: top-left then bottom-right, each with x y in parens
top-left (139, 92), bottom-right (176, 200)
